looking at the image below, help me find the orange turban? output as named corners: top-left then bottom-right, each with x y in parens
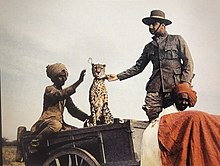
top-left (173, 83), bottom-right (197, 107)
top-left (46, 63), bottom-right (68, 79)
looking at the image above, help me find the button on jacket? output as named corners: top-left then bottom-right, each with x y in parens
top-left (117, 33), bottom-right (194, 93)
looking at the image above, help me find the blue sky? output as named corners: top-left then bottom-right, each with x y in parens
top-left (1, 0), bottom-right (220, 140)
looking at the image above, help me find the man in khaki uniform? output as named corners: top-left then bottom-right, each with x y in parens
top-left (29, 63), bottom-right (89, 153)
top-left (108, 10), bottom-right (194, 122)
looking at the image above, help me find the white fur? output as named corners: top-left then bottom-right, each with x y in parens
top-left (141, 106), bottom-right (178, 166)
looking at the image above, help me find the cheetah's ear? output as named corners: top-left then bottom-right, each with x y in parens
top-left (103, 64), bottom-right (106, 67)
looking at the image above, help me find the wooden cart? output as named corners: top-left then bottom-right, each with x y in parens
top-left (16, 119), bottom-right (148, 166)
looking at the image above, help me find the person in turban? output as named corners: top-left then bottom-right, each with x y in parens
top-left (28, 63), bottom-right (89, 154)
top-left (172, 82), bottom-right (197, 111)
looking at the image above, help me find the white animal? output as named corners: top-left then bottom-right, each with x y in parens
top-left (141, 105), bottom-right (178, 166)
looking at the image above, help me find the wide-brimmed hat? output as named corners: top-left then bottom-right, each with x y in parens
top-left (142, 10), bottom-right (172, 26)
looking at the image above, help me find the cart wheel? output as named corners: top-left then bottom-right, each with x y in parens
top-left (43, 147), bottom-right (100, 166)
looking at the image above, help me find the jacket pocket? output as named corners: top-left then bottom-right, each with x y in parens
top-left (173, 67), bottom-right (181, 84)
top-left (164, 46), bottom-right (178, 59)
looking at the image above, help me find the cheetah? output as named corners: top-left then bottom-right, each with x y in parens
top-left (89, 63), bottom-right (112, 126)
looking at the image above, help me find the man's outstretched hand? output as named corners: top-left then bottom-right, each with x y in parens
top-left (107, 74), bottom-right (119, 82)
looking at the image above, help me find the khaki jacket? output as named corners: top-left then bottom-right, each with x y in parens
top-left (117, 33), bottom-right (194, 93)
top-left (31, 84), bottom-right (88, 132)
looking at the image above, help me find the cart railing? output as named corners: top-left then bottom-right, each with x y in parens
top-left (17, 119), bottom-right (148, 166)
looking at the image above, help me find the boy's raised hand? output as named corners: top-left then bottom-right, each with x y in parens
top-left (79, 69), bottom-right (86, 82)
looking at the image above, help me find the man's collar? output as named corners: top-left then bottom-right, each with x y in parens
top-left (151, 31), bottom-right (168, 46)
top-left (152, 31), bottom-right (168, 41)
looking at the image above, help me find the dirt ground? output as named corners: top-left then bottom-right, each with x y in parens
top-left (2, 146), bottom-right (25, 166)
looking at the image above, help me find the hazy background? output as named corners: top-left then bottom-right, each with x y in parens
top-left (1, 0), bottom-right (220, 140)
